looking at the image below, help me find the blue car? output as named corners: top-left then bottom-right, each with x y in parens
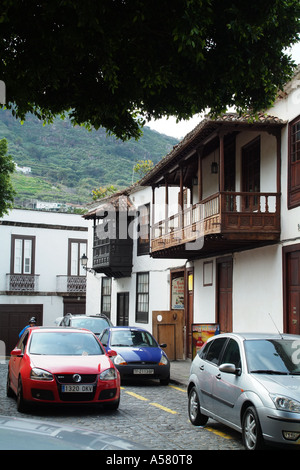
top-left (99, 327), bottom-right (170, 385)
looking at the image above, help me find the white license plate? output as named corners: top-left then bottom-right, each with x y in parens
top-left (133, 369), bottom-right (154, 375)
top-left (61, 384), bottom-right (93, 393)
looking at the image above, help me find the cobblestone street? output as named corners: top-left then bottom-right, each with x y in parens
top-left (0, 361), bottom-right (244, 451)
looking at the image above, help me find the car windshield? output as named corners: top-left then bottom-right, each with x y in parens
top-left (71, 317), bottom-right (109, 333)
top-left (244, 339), bottom-right (300, 375)
top-left (110, 330), bottom-right (157, 348)
top-left (29, 332), bottom-right (104, 356)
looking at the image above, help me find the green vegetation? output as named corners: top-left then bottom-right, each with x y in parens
top-left (0, 138), bottom-right (15, 216)
top-left (0, 109), bottom-right (178, 207)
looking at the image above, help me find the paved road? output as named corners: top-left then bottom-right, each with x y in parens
top-left (0, 361), bottom-right (244, 450)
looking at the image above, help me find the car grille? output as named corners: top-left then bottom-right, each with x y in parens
top-left (54, 374), bottom-right (97, 402)
top-left (55, 374), bottom-right (97, 384)
top-left (127, 362), bottom-right (157, 365)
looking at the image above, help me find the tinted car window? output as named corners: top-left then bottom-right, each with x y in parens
top-left (205, 337), bottom-right (227, 365)
top-left (100, 329), bottom-right (109, 347)
top-left (198, 341), bottom-right (211, 359)
top-left (71, 317), bottom-right (110, 334)
top-left (221, 339), bottom-right (241, 368)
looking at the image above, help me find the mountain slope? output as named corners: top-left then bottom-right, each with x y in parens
top-left (0, 109), bottom-right (178, 206)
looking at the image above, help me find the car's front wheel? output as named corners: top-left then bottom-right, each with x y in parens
top-left (16, 377), bottom-right (28, 413)
top-left (188, 386), bottom-right (208, 426)
top-left (6, 370), bottom-right (14, 398)
top-left (242, 405), bottom-right (264, 450)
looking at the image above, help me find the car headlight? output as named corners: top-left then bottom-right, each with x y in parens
top-left (30, 368), bottom-right (53, 381)
top-left (113, 353), bottom-right (127, 366)
top-left (159, 354), bottom-right (168, 366)
top-left (270, 394), bottom-right (300, 413)
top-left (99, 368), bottom-right (118, 380)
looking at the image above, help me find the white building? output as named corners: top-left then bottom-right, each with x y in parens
top-left (83, 184), bottom-right (187, 359)
top-left (0, 208), bottom-right (88, 353)
top-left (137, 66), bottom-right (300, 358)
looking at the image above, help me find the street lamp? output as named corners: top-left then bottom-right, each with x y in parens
top-left (80, 254), bottom-right (95, 274)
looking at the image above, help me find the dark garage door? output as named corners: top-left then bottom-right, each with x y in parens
top-left (0, 304), bottom-right (43, 354)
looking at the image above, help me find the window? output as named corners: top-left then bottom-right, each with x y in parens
top-left (137, 204), bottom-right (150, 255)
top-left (288, 115), bottom-right (300, 209)
top-left (205, 337), bottom-right (227, 365)
top-left (222, 339), bottom-right (241, 369)
top-left (68, 239), bottom-right (87, 276)
top-left (101, 277), bottom-right (112, 317)
top-left (136, 272), bottom-right (149, 323)
top-left (11, 235), bottom-right (35, 274)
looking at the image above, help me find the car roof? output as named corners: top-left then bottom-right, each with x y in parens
top-left (28, 326), bottom-right (94, 334)
top-left (106, 326), bottom-right (148, 332)
top-left (207, 332), bottom-right (300, 342)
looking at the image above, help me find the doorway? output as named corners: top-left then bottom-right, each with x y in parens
top-left (216, 257), bottom-right (233, 333)
top-left (117, 292), bottom-right (129, 326)
top-left (242, 137), bottom-right (260, 210)
top-left (284, 246), bottom-right (300, 334)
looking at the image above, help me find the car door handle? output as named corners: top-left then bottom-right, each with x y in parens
top-left (199, 365), bottom-right (204, 371)
top-left (215, 373), bottom-right (221, 380)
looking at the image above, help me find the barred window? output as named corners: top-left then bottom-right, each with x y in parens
top-left (136, 272), bottom-right (149, 323)
top-left (101, 277), bottom-right (112, 317)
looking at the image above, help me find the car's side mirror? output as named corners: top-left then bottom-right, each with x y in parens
top-left (219, 363), bottom-right (241, 375)
top-left (107, 349), bottom-right (117, 358)
top-left (160, 343), bottom-right (167, 348)
top-left (10, 348), bottom-right (23, 357)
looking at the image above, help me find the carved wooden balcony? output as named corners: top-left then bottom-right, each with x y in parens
top-left (151, 191), bottom-right (280, 259)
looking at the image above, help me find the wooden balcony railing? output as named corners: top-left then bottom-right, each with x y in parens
top-left (151, 192), bottom-right (280, 253)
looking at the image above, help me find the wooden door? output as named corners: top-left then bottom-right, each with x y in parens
top-left (157, 323), bottom-right (175, 361)
top-left (63, 298), bottom-right (86, 316)
top-left (0, 304), bottom-right (43, 353)
top-left (217, 258), bottom-right (233, 333)
top-left (242, 137), bottom-right (260, 210)
top-left (186, 269), bottom-right (194, 359)
top-left (286, 251), bottom-right (300, 334)
top-left (152, 310), bottom-right (184, 360)
top-left (117, 292), bottom-right (129, 326)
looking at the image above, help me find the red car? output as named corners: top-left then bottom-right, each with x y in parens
top-left (6, 327), bottom-right (120, 412)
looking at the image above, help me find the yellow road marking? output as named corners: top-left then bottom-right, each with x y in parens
top-left (125, 391), bottom-right (149, 401)
top-left (169, 384), bottom-right (186, 393)
top-left (150, 402), bottom-right (178, 414)
top-left (205, 426), bottom-right (232, 439)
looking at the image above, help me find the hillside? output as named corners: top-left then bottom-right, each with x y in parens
top-left (0, 109), bottom-right (178, 207)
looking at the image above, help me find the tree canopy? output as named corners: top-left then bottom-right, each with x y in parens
top-left (0, 0), bottom-right (299, 140)
top-left (0, 138), bottom-right (15, 216)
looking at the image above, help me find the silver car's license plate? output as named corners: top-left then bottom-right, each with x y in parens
top-left (133, 369), bottom-right (154, 375)
top-left (61, 384), bottom-right (93, 393)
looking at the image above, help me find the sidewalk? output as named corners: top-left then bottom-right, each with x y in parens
top-left (170, 359), bottom-right (191, 387)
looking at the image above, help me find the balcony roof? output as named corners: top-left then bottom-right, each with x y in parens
top-left (83, 191), bottom-right (135, 220)
top-left (139, 112), bottom-right (286, 187)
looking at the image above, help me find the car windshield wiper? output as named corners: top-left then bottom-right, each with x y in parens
top-left (250, 369), bottom-right (289, 375)
top-left (111, 343), bottom-right (130, 347)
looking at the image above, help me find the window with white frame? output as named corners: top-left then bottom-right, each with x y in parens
top-left (136, 272), bottom-right (149, 323)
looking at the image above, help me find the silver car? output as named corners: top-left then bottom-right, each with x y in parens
top-left (188, 332), bottom-right (300, 450)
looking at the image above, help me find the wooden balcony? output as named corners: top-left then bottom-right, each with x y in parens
top-left (92, 237), bottom-right (133, 278)
top-left (151, 192), bottom-right (280, 259)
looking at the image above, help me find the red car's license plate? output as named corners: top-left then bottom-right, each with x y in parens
top-left (61, 385), bottom-right (93, 392)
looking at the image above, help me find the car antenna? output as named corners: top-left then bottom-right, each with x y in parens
top-left (268, 313), bottom-right (283, 339)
